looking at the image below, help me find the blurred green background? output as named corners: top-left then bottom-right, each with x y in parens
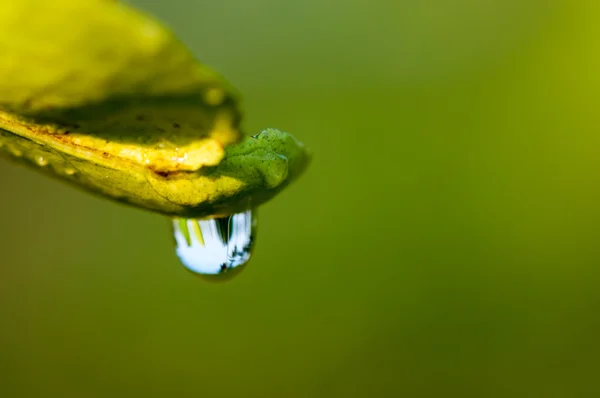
top-left (2, 0), bottom-right (600, 396)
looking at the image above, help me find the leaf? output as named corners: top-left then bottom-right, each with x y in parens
top-left (0, 0), bottom-right (309, 218)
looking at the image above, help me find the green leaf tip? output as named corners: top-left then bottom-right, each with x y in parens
top-left (152, 128), bottom-right (311, 218)
top-left (0, 0), bottom-right (310, 218)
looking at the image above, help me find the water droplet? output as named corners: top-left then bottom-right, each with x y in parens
top-left (64, 168), bottom-right (76, 175)
top-left (172, 210), bottom-right (257, 280)
top-left (36, 156), bottom-right (48, 167)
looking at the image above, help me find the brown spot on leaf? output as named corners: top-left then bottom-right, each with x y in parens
top-left (154, 170), bottom-right (170, 178)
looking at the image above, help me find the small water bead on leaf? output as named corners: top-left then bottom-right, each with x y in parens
top-left (36, 156), bottom-right (48, 167)
top-left (172, 210), bottom-right (257, 280)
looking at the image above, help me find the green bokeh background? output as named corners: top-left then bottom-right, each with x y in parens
top-left (2, 1), bottom-right (600, 396)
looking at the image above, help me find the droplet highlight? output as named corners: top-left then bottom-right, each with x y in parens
top-left (36, 156), bottom-right (48, 167)
top-left (172, 210), bottom-right (257, 280)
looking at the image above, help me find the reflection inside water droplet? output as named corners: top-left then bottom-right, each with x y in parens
top-left (172, 210), bottom-right (257, 280)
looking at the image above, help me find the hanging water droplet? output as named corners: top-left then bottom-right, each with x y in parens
top-left (172, 210), bottom-right (257, 280)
